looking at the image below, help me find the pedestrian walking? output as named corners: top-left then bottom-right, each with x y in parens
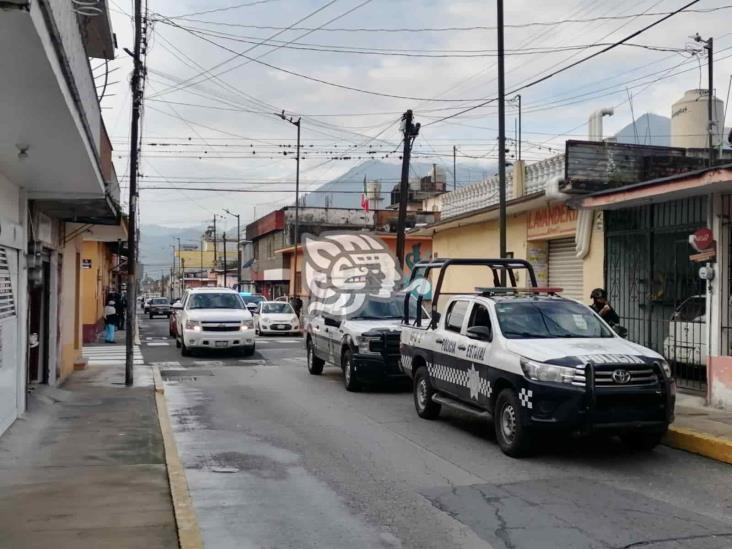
top-left (590, 288), bottom-right (620, 326)
top-left (104, 300), bottom-right (118, 343)
top-left (116, 294), bottom-right (126, 330)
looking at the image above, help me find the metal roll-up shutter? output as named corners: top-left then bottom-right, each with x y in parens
top-left (548, 237), bottom-right (583, 301)
top-left (0, 246), bottom-right (19, 436)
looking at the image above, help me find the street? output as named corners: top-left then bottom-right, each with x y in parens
top-left (139, 316), bottom-right (732, 549)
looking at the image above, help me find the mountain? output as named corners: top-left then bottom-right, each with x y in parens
top-left (139, 224), bottom-right (205, 278)
top-left (613, 113), bottom-right (671, 147)
top-left (300, 159), bottom-right (492, 209)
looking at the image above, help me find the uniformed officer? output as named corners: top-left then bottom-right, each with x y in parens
top-left (590, 288), bottom-right (620, 326)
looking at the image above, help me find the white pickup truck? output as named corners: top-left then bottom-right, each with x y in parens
top-left (305, 295), bottom-right (412, 391)
top-left (399, 258), bottom-right (676, 457)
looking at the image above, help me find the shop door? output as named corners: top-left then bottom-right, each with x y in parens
top-left (0, 246), bottom-right (19, 436)
top-left (548, 237), bottom-right (583, 301)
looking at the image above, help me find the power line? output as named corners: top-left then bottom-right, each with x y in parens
top-left (169, 0), bottom-right (282, 19)
top-left (424, 0), bottom-right (701, 127)
top-left (163, 5), bottom-right (732, 32)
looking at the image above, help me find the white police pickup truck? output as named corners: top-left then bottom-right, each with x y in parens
top-left (305, 295), bottom-right (417, 391)
top-left (400, 258), bottom-right (676, 457)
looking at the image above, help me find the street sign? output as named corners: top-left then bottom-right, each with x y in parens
top-left (82, 259), bottom-right (92, 269)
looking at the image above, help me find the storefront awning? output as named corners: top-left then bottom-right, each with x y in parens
top-left (576, 164), bottom-right (732, 210)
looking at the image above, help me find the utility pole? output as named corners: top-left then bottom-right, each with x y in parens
top-left (278, 111), bottom-right (301, 297)
top-left (224, 209), bottom-right (241, 291)
top-left (181, 258), bottom-right (185, 293)
top-left (694, 33), bottom-right (715, 166)
top-left (200, 239), bottom-right (204, 281)
top-left (453, 145), bottom-right (457, 191)
top-left (497, 0), bottom-right (508, 273)
top-left (396, 109), bottom-right (420, 269)
top-left (223, 232), bottom-right (228, 288)
top-left (124, 0), bottom-right (143, 387)
top-left (514, 94), bottom-right (522, 163)
top-left (213, 214), bottom-right (218, 265)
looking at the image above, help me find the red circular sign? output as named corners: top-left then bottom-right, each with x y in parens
top-left (692, 228), bottom-right (713, 250)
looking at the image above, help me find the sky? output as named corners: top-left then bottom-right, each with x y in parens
top-left (102, 0), bottom-right (732, 231)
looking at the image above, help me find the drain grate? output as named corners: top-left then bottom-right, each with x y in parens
top-left (160, 369), bottom-right (214, 381)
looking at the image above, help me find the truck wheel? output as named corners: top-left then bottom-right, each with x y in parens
top-left (494, 388), bottom-right (533, 457)
top-left (181, 341), bottom-right (191, 357)
top-left (240, 345), bottom-right (255, 357)
top-left (414, 367), bottom-right (441, 419)
top-left (342, 349), bottom-right (360, 392)
top-left (620, 431), bottom-right (665, 451)
top-left (306, 338), bottom-right (324, 375)
top-left (149, 313), bottom-right (153, 319)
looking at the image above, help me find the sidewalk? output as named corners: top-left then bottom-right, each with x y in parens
top-left (664, 393), bottom-right (732, 464)
top-left (0, 343), bottom-right (178, 549)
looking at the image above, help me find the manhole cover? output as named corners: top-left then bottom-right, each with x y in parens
top-left (160, 369), bottom-right (214, 380)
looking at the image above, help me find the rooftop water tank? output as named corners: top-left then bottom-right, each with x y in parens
top-left (671, 89), bottom-right (724, 149)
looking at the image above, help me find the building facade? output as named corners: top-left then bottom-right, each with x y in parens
top-left (0, 0), bottom-right (119, 436)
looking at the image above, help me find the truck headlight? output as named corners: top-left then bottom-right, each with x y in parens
top-left (358, 335), bottom-right (381, 354)
top-left (240, 319), bottom-right (254, 331)
top-left (520, 358), bottom-right (577, 384)
top-left (658, 359), bottom-right (672, 379)
top-left (185, 320), bottom-right (201, 332)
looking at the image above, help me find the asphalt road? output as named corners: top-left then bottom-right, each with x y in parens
top-left (139, 316), bottom-right (732, 549)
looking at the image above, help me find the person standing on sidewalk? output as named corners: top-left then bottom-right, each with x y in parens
top-left (104, 300), bottom-right (118, 343)
top-left (116, 293), bottom-right (126, 330)
top-left (590, 288), bottom-right (620, 326)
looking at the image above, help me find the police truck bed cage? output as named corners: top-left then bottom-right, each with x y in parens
top-left (403, 258), bottom-right (538, 327)
top-left (475, 287), bottom-right (563, 297)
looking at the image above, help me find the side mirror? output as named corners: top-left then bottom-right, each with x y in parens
top-left (172, 302), bottom-right (183, 310)
top-left (467, 325), bottom-right (493, 342)
top-left (613, 324), bottom-right (628, 338)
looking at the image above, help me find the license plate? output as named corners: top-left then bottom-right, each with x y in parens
top-left (215, 341), bottom-right (228, 348)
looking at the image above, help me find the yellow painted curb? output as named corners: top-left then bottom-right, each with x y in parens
top-left (153, 366), bottom-right (204, 549)
top-left (663, 426), bottom-right (732, 465)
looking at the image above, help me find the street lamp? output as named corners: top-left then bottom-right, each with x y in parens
top-left (277, 110), bottom-right (301, 298)
top-left (223, 208), bottom-right (241, 291)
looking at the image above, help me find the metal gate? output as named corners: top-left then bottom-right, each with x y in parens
top-left (0, 246), bottom-right (19, 436)
top-left (605, 197), bottom-right (707, 392)
top-left (548, 237), bottom-right (583, 301)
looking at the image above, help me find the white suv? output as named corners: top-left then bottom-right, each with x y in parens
top-left (174, 288), bottom-right (255, 357)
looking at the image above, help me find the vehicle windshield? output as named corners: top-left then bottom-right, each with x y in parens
top-left (151, 298), bottom-right (169, 305)
top-left (241, 294), bottom-right (265, 305)
top-left (349, 296), bottom-right (427, 321)
top-left (188, 293), bottom-right (244, 310)
top-left (673, 297), bottom-right (705, 322)
top-left (261, 303), bottom-right (293, 314)
top-left (495, 300), bottom-right (614, 339)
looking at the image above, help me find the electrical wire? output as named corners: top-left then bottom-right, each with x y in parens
top-left (165, 5), bottom-right (732, 33)
top-left (423, 0), bottom-right (701, 127)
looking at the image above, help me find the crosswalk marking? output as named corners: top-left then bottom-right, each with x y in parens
top-left (145, 342), bottom-right (170, 346)
top-left (83, 345), bottom-right (144, 365)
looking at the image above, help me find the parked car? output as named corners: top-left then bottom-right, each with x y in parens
top-left (663, 295), bottom-right (707, 367)
top-left (169, 300), bottom-right (181, 338)
top-left (147, 297), bottom-right (171, 319)
top-left (305, 295), bottom-right (423, 391)
top-left (174, 288), bottom-right (255, 356)
top-left (239, 292), bottom-right (266, 314)
top-left (400, 258), bottom-right (676, 457)
top-left (255, 302), bottom-right (301, 336)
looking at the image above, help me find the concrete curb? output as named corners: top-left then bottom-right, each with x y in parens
top-left (153, 367), bottom-right (204, 549)
top-left (663, 426), bottom-right (732, 465)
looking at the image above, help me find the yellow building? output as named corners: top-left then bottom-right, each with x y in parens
top-left (413, 157), bottom-right (604, 305)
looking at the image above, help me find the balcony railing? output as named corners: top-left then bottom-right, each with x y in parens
top-left (441, 155), bottom-right (565, 219)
